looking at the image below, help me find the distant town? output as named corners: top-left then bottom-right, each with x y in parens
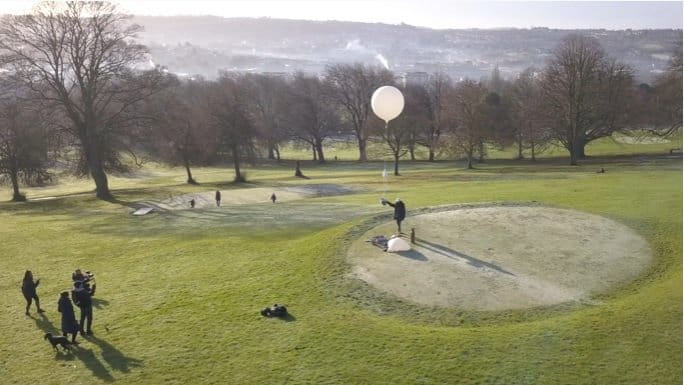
top-left (135, 16), bottom-right (681, 83)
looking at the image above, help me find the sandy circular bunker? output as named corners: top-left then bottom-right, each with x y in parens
top-left (347, 206), bottom-right (652, 311)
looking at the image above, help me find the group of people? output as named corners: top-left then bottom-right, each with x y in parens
top-left (189, 190), bottom-right (278, 208)
top-left (22, 269), bottom-right (96, 345)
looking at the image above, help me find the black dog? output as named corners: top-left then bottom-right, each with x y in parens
top-left (261, 304), bottom-right (288, 317)
top-left (44, 333), bottom-right (72, 352)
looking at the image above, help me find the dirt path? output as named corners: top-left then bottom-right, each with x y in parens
top-left (347, 206), bottom-right (652, 311)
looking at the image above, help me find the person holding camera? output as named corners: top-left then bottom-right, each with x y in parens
top-left (72, 280), bottom-right (93, 336)
top-left (72, 269), bottom-right (96, 296)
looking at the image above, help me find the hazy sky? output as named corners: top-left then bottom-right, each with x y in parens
top-left (2, 1), bottom-right (682, 30)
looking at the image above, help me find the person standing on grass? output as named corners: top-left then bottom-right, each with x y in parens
top-left (270, 193), bottom-right (277, 203)
top-left (72, 281), bottom-right (93, 335)
top-left (21, 270), bottom-right (44, 315)
top-left (382, 198), bottom-right (406, 234)
top-left (58, 291), bottom-right (79, 344)
top-left (215, 190), bottom-right (221, 206)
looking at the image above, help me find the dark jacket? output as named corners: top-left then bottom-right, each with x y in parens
top-left (21, 279), bottom-right (39, 298)
top-left (387, 200), bottom-right (406, 221)
top-left (58, 296), bottom-right (79, 333)
top-left (72, 288), bottom-right (92, 309)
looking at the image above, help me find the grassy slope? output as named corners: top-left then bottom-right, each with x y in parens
top-left (0, 153), bottom-right (681, 384)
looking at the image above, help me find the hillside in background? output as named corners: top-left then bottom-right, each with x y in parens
top-left (133, 16), bottom-right (680, 82)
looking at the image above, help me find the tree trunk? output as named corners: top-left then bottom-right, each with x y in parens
top-left (466, 148), bottom-right (474, 169)
top-left (428, 148), bottom-right (435, 162)
top-left (83, 136), bottom-right (112, 200)
top-left (477, 142), bottom-right (485, 163)
top-left (315, 139), bottom-right (326, 164)
top-left (516, 138), bottom-right (524, 160)
top-left (409, 146), bottom-right (415, 161)
top-left (295, 161), bottom-right (304, 177)
top-left (569, 143), bottom-right (578, 166)
top-left (569, 124), bottom-right (579, 166)
top-left (577, 141), bottom-right (587, 159)
top-left (232, 143), bottom-right (245, 182)
top-left (267, 145), bottom-right (276, 160)
top-left (275, 146), bottom-right (280, 162)
top-left (9, 167), bottom-right (25, 202)
top-left (182, 154), bottom-right (197, 184)
top-left (312, 145), bottom-right (317, 161)
top-left (531, 141), bottom-right (536, 162)
top-left (91, 165), bottom-right (111, 199)
top-left (393, 153), bottom-right (400, 176)
top-left (357, 137), bottom-right (367, 162)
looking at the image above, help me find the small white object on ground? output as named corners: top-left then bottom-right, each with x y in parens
top-left (132, 207), bottom-right (153, 216)
top-left (387, 237), bottom-right (411, 252)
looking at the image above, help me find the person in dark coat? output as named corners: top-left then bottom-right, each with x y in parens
top-left (58, 291), bottom-right (79, 343)
top-left (215, 190), bottom-right (221, 206)
top-left (382, 198), bottom-right (406, 233)
top-left (21, 270), bottom-right (44, 315)
top-left (270, 193), bottom-right (277, 203)
top-left (72, 281), bottom-right (93, 335)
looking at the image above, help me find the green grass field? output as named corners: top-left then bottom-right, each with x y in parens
top-left (0, 139), bottom-right (681, 384)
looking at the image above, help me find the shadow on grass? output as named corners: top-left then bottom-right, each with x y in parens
top-left (414, 239), bottom-right (515, 276)
top-left (29, 312), bottom-right (57, 334)
top-left (69, 347), bottom-right (116, 383)
top-left (30, 313), bottom-right (141, 381)
top-left (87, 335), bottom-right (144, 373)
top-left (263, 313), bottom-right (297, 322)
top-left (92, 297), bottom-right (110, 309)
top-left (103, 197), bottom-right (137, 209)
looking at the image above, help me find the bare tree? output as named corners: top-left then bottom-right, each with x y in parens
top-left (647, 40), bottom-right (683, 137)
top-left (0, 79), bottom-right (54, 201)
top-left (479, 89), bottom-right (515, 161)
top-left (540, 34), bottom-right (633, 165)
top-left (209, 73), bottom-right (254, 183)
top-left (511, 68), bottom-right (552, 160)
top-left (0, 1), bottom-right (165, 199)
top-left (374, 84), bottom-right (425, 175)
top-left (282, 72), bottom-right (340, 163)
top-left (147, 76), bottom-right (214, 184)
top-left (242, 74), bottom-right (289, 161)
top-left (444, 80), bottom-right (489, 169)
top-left (324, 63), bottom-right (394, 161)
top-left (421, 72), bottom-right (452, 161)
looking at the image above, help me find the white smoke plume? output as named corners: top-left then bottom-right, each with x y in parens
top-left (375, 53), bottom-right (389, 69)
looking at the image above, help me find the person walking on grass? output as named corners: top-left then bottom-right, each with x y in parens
top-left (215, 190), bottom-right (221, 206)
top-left (58, 291), bottom-right (79, 344)
top-left (382, 198), bottom-right (406, 234)
top-left (72, 281), bottom-right (93, 336)
top-left (21, 270), bottom-right (44, 315)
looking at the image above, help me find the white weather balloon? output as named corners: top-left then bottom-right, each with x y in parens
top-left (371, 86), bottom-right (404, 123)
